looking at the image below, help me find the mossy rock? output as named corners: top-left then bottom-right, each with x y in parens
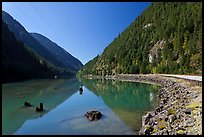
top-left (176, 130), bottom-right (185, 135)
top-left (168, 108), bottom-right (175, 115)
top-left (146, 125), bottom-right (151, 130)
top-left (157, 120), bottom-right (167, 130)
top-left (151, 128), bottom-right (158, 134)
top-left (172, 100), bottom-right (178, 105)
top-left (144, 125), bottom-right (154, 135)
top-left (193, 109), bottom-right (198, 114)
top-left (186, 101), bottom-right (201, 109)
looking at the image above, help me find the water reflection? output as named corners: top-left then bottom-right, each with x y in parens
top-left (2, 78), bottom-right (160, 135)
top-left (14, 85), bottom-right (138, 135)
top-left (79, 86), bottom-right (83, 95)
top-left (79, 78), bottom-right (160, 131)
top-left (2, 78), bottom-right (81, 135)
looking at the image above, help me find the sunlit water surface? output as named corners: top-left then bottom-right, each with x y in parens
top-left (2, 78), bottom-right (160, 135)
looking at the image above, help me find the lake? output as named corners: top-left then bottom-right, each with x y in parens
top-left (2, 78), bottom-right (160, 135)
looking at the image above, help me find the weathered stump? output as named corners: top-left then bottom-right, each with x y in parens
top-left (36, 102), bottom-right (44, 112)
top-left (79, 86), bottom-right (83, 92)
top-left (24, 101), bottom-right (32, 107)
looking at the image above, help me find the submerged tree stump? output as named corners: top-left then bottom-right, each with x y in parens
top-left (79, 86), bottom-right (83, 91)
top-left (24, 101), bottom-right (32, 107)
top-left (36, 102), bottom-right (44, 112)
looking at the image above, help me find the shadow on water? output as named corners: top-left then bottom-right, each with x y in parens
top-left (78, 77), bottom-right (161, 131)
top-left (2, 78), bottom-right (81, 135)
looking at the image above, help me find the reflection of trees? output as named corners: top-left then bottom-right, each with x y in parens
top-left (79, 78), bottom-right (160, 130)
top-left (2, 78), bottom-right (81, 135)
top-left (80, 78), bottom-right (160, 110)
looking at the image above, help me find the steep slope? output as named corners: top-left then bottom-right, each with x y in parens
top-left (78, 2), bottom-right (202, 76)
top-left (30, 33), bottom-right (83, 72)
top-left (2, 10), bottom-right (82, 73)
top-left (2, 21), bottom-right (72, 83)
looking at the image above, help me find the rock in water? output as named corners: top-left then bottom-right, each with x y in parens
top-left (85, 110), bottom-right (102, 121)
top-left (24, 101), bottom-right (32, 107)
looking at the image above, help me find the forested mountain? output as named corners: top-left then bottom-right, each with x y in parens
top-left (2, 11), bottom-right (83, 74)
top-left (30, 33), bottom-right (83, 72)
top-left (78, 2), bottom-right (202, 76)
top-left (2, 21), bottom-right (73, 83)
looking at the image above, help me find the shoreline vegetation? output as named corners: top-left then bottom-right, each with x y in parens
top-left (79, 74), bottom-right (202, 135)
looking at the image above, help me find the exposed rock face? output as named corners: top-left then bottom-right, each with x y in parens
top-left (85, 110), bottom-right (102, 121)
top-left (149, 40), bottom-right (165, 63)
top-left (143, 23), bottom-right (152, 29)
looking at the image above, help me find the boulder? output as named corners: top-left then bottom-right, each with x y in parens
top-left (144, 126), bottom-right (154, 135)
top-left (139, 125), bottom-right (154, 135)
top-left (143, 112), bottom-right (153, 125)
top-left (176, 130), bottom-right (186, 135)
top-left (168, 108), bottom-right (176, 115)
top-left (85, 110), bottom-right (102, 121)
top-left (184, 108), bottom-right (192, 115)
top-left (157, 120), bottom-right (167, 130)
top-left (168, 114), bottom-right (176, 123)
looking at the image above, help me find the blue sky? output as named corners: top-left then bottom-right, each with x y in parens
top-left (2, 2), bottom-right (151, 64)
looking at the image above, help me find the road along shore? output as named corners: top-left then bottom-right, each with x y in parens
top-left (82, 74), bottom-right (202, 135)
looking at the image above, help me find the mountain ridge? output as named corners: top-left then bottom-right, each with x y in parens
top-left (78, 2), bottom-right (202, 76)
top-left (2, 10), bottom-right (83, 74)
top-left (30, 32), bottom-right (83, 72)
top-left (2, 20), bottom-right (73, 83)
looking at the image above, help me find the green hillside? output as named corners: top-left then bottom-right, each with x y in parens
top-left (78, 2), bottom-right (202, 76)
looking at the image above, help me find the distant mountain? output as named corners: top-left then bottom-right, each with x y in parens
top-left (2, 10), bottom-right (83, 74)
top-left (78, 2), bottom-right (202, 76)
top-left (2, 21), bottom-right (73, 83)
top-left (30, 33), bottom-right (83, 72)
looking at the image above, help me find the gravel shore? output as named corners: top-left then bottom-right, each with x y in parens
top-left (82, 74), bottom-right (202, 135)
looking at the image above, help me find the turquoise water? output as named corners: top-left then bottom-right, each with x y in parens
top-left (2, 78), bottom-right (160, 135)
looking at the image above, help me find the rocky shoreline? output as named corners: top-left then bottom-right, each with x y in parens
top-left (82, 74), bottom-right (202, 135)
